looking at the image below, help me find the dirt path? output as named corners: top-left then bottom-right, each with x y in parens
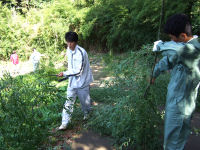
top-left (51, 57), bottom-right (115, 150)
top-left (1, 58), bottom-right (200, 150)
top-left (65, 59), bottom-right (115, 150)
top-left (0, 61), bottom-right (33, 77)
top-left (185, 112), bottom-right (200, 150)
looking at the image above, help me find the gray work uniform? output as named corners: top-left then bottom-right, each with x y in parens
top-left (153, 37), bottom-right (200, 150)
top-left (61, 45), bottom-right (93, 125)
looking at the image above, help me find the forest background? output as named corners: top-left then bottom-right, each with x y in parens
top-left (0, 0), bottom-right (199, 59)
top-left (0, 0), bottom-right (199, 149)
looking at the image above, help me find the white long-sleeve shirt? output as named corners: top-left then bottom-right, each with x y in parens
top-left (30, 50), bottom-right (41, 64)
top-left (63, 45), bottom-right (93, 88)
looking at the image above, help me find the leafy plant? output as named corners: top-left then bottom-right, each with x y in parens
top-left (88, 44), bottom-right (169, 149)
top-left (0, 73), bottom-right (65, 149)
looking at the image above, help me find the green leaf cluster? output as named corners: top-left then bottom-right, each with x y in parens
top-left (0, 73), bottom-right (65, 149)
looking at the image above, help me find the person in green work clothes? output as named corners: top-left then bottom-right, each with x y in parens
top-left (151, 13), bottom-right (200, 150)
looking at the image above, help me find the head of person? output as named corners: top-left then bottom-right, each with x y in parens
top-left (164, 13), bottom-right (193, 43)
top-left (13, 51), bottom-right (16, 54)
top-left (33, 48), bottom-right (36, 52)
top-left (65, 31), bottom-right (78, 50)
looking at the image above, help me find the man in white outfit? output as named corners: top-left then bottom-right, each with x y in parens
top-left (30, 48), bottom-right (42, 72)
top-left (57, 31), bottom-right (93, 130)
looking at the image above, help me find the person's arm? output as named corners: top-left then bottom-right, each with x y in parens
top-left (152, 56), bottom-right (173, 82)
top-left (151, 40), bottom-right (182, 83)
top-left (63, 49), bottom-right (85, 77)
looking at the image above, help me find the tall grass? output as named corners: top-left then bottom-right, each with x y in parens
top-left (88, 45), bottom-right (170, 149)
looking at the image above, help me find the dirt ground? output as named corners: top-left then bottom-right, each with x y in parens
top-left (185, 112), bottom-right (200, 150)
top-left (1, 59), bottom-right (200, 150)
top-left (0, 61), bottom-right (33, 77)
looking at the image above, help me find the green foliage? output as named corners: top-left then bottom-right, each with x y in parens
top-left (0, 0), bottom-right (199, 60)
top-left (191, 0), bottom-right (200, 35)
top-left (0, 0), bottom-right (89, 60)
top-left (0, 73), bottom-right (65, 149)
top-left (88, 45), bottom-right (169, 149)
top-left (80, 0), bottom-right (199, 52)
top-left (0, 3), bottom-right (13, 59)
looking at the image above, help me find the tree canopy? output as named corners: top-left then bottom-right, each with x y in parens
top-left (0, 0), bottom-right (199, 60)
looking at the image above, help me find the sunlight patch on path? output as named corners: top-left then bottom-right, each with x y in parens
top-left (0, 61), bottom-right (33, 78)
top-left (90, 64), bottom-right (114, 88)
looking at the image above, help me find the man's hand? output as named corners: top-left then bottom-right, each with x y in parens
top-left (58, 72), bottom-right (63, 77)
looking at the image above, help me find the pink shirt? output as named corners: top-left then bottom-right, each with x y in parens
top-left (10, 54), bottom-right (19, 65)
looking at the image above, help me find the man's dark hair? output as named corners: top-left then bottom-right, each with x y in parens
top-left (65, 31), bottom-right (78, 42)
top-left (164, 13), bottom-right (192, 37)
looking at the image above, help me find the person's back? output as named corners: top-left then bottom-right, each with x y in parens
top-left (10, 51), bottom-right (19, 65)
top-left (178, 37), bottom-right (200, 78)
top-left (30, 48), bottom-right (41, 72)
top-left (30, 49), bottom-right (41, 63)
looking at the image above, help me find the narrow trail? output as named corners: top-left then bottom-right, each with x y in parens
top-left (51, 56), bottom-right (115, 150)
top-left (0, 61), bottom-right (33, 78)
top-left (1, 58), bottom-right (200, 150)
top-left (185, 112), bottom-right (200, 150)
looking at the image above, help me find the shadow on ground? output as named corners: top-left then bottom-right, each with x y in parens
top-left (185, 112), bottom-right (200, 150)
top-left (71, 130), bottom-right (114, 150)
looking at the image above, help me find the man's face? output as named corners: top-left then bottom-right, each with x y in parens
top-left (67, 41), bottom-right (76, 50)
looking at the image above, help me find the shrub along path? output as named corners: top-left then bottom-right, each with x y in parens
top-left (0, 57), bottom-right (200, 149)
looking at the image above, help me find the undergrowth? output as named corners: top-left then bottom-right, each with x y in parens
top-left (88, 45), bottom-right (170, 149)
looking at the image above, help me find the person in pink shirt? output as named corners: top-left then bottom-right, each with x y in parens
top-left (10, 51), bottom-right (19, 74)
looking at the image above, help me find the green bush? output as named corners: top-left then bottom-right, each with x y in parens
top-left (0, 74), bottom-right (65, 149)
top-left (80, 0), bottom-right (199, 52)
top-left (88, 45), bottom-right (169, 149)
top-left (1, 0), bottom-right (199, 60)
